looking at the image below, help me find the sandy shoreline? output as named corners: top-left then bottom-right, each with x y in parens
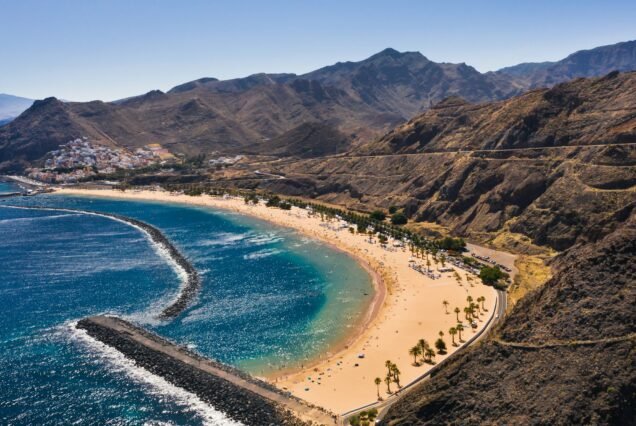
top-left (53, 187), bottom-right (504, 413)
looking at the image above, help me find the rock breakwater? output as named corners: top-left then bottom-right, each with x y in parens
top-left (77, 316), bottom-right (334, 425)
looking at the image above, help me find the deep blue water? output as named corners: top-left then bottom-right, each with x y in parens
top-left (0, 194), bottom-right (372, 425)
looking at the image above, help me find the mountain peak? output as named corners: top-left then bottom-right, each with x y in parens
top-left (368, 47), bottom-right (426, 62)
top-left (374, 47), bottom-right (402, 57)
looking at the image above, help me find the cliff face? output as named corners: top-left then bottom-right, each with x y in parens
top-left (258, 72), bottom-right (636, 251)
top-left (381, 212), bottom-right (636, 425)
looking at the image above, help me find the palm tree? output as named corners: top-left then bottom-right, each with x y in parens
top-left (456, 324), bottom-right (464, 342)
top-left (385, 360), bottom-right (393, 377)
top-left (454, 307), bottom-right (461, 322)
top-left (449, 327), bottom-right (457, 346)
top-left (435, 338), bottom-right (447, 354)
top-left (384, 374), bottom-right (392, 394)
top-left (425, 347), bottom-right (436, 363)
top-left (469, 303), bottom-right (477, 321)
top-left (464, 306), bottom-right (471, 321)
top-left (479, 296), bottom-right (487, 311)
top-left (391, 364), bottom-right (401, 388)
top-left (467, 295), bottom-right (473, 305)
top-left (417, 339), bottom-right (428, 363)
top-left (442, 300), bottom-right (449, 314)
top-left (409, 345), bottom-right (422, 365)
top-left (439, 330), bottom-right (444, 339)
top-left (374, 377), bottom-right (382, 400)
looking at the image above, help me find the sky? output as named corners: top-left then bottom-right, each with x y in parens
top-left (1, 0), bottom-right (635, 102)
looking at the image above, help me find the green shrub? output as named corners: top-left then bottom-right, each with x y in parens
top-left (370, 210), bottom-right (386, 221)
top-left (391, 212), bottom-right (408, 225)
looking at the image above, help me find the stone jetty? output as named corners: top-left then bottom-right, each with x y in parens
top-left (77, 316), bottom-right (335, 426)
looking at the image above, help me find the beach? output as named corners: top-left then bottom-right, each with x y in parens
top-left (54, 187), bottom-right (502, 414)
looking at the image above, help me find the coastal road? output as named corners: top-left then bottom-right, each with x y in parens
top-left (340, 288), bottom-right (507, 425)
top-left (241, 142), bottom-right (636, 169)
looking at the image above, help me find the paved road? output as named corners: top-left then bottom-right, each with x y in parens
top-left (243, 142), bottom-right (636, 168)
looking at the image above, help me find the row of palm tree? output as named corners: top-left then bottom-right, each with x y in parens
top-left (448, 323), bottom-right (465, 346)
top-left (374, 360), bottom-right (402, 397)
top-left (162, 184), bottom-right (495, 282)
top-left (408, 338), bottom-right (436, 366)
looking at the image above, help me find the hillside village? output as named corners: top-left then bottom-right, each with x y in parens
top-left (27, 138), bottom-right (175, 183)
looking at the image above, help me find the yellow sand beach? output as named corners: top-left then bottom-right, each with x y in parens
top-left (54, 187), bottom-right (505, 414)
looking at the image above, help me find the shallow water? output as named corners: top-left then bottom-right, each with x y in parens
top-left (0, 194), bottom-right (372, 425)
top-left (0, 180), bottom-right (21, 194)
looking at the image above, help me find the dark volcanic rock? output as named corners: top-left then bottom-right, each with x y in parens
top-left (77, 318), bottom-right (310, 426)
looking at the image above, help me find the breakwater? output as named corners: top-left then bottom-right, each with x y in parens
top-left (0, 205), bottom-right (199, 319)
top-left (77, 316), bottom-right (335, 426)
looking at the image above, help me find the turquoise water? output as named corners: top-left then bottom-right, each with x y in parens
top-left (0, 194), bottom-right (373, 425)
top-left (0, 180), bottom-right (21, 194)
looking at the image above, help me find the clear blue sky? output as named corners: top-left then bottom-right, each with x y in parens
top-left (2, 0), bottom-right (634, 101)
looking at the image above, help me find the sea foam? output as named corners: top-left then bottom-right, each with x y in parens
top-left (67, 321), bottom-right (243, 426)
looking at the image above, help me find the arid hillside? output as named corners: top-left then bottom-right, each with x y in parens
top-left (253, 72), bottom-right (636, 251)
top-left (0, 48), bottom-right (521, 172)
top-left (380, 210), bottom-right (635, 425)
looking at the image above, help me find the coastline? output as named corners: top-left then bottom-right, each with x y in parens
top-left (52, 187), bottom-right (503, 413)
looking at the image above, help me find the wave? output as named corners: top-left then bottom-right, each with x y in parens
top-left (0, 205), bottom-right (199, 320)
top-left (242, 248), bottom-right (283, 260)
top-left (67, 322), bottom-right (243, 426)
top-left (197, 232), bottom-right (250, 247)
top-left (0, 213), bottom-right (80, 224)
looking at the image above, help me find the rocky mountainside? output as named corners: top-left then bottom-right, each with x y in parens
top-left (359, 70), bottom-right (636, 154)
top-left (0, 48), bottom-right (523, 172)
top-left (3, 41), bottom-right (635, 174)
top-left (302, 48), bottom-right (518, 118)
top-left (381, 210), bottom-right (635, 425)
top-left (497, 39), bottom-right (636, 89)
top-left (243, 122), bottom-right (352, 159)
top-left (250, 72), bottom-right (636, 251)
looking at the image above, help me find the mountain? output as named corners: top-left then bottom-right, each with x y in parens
top-left (2, 41), bottom-right (636, 173)
top-left (497, 40), bottom-right (636, 88)
top-left (244, 122), bottom-right (352, 159)
top-left (302, 47), bottom-right (518, 118)
top-left (247, 71), bottom-right (636, 252)
top-left (0, 48), bottom-right (526, 172)
top-left (0, 93), bottom-right (34, 123)
top-left (381, 209), bottom-right (635, 425)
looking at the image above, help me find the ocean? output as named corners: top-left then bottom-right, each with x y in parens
top-left (0, 193), bottom-right (373, 425)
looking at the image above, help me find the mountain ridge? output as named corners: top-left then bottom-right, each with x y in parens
top-left (2, 40), bottom-right (636, 172)
top-left (496, 39), bottom-right (636, 88)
